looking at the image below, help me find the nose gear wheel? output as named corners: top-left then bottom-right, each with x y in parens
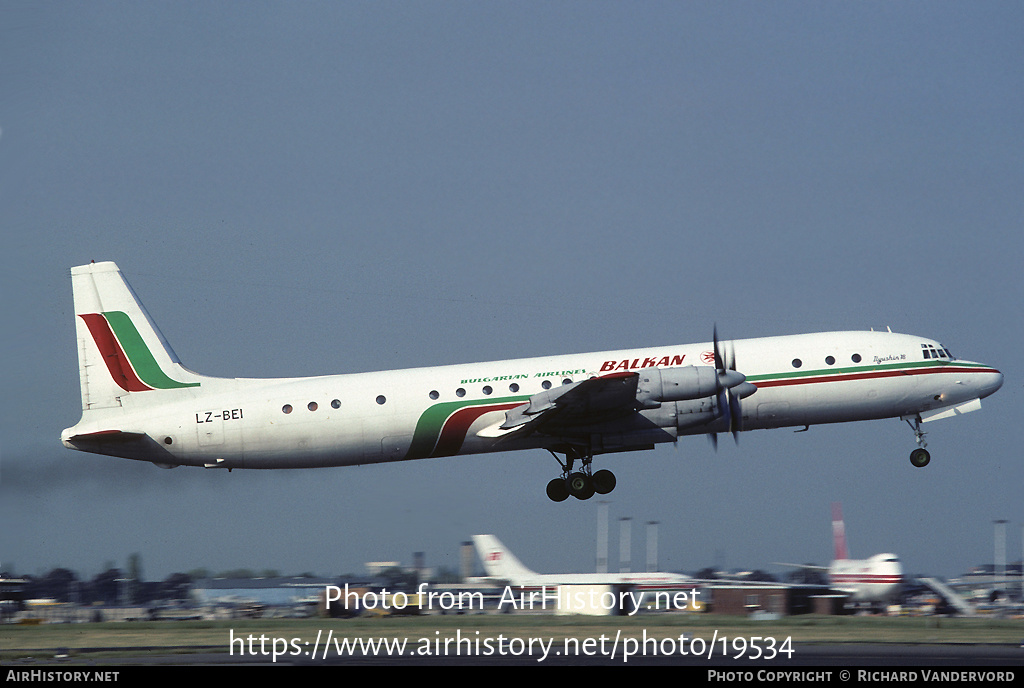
top-left (906, 415), bottom-right (931, 467)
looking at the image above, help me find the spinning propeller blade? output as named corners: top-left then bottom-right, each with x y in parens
top-left (708, 325), bottom-right (748, 447)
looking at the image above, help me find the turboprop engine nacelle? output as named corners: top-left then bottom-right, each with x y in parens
top-left (636, 366), bottom-right (746, 409)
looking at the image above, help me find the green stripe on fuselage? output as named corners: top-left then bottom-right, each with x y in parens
top-left (746, 359), bottom-right (988, 385)
top-left (406, 395), bottom-right (529, 460)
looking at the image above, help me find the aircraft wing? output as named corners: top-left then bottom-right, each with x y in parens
top-left (478, 372), bottom-right (639, 439)
top-left (773, 562), bottom-right (830, 571)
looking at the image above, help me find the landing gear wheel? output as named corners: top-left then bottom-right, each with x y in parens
top-left (592, 469), bottom-right (616, 495)
top-left (567, 472), bottom-right (595, 500)
top-left (546, 478), bottom-right (570, 502)
top-left (905, 415), bottom-right (930, 468)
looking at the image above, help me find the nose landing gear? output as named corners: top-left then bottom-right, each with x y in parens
top-left (906, 415), bottom-right (931, 467)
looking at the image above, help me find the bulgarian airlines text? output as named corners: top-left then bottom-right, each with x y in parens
top-left (230, 629), bottom-right (793, 663)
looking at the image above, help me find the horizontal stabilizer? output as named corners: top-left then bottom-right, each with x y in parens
top-left (61, 428), bottom-right (178, 465)
top-left (63, 430), bottom-right (148, 444)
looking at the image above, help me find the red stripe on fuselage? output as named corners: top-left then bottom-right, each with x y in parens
top-left (432, 402), bottom-right (523, 458)
top-left (755, 366), bottom-right (997, 389)
top-left (831, 575), bottom-right (902, 583)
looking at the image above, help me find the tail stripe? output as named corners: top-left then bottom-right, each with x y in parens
top-left (80, 311), bottom-right (200, 391)
top-left (101, 311), bottom-right (199, 389)
top-left (79, 313), bottom-right (152, 392)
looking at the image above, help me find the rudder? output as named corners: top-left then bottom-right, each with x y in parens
top-left (471, 535), bottom-right (538, 583)
top-left (71, 261), bottom-right (202, 410)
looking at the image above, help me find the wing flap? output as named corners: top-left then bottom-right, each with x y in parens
top-left (919, 398), bottom-right (982, 422)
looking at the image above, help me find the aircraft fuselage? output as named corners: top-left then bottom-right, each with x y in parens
top-left (64, 330), bottom-right (1002, 470)
top-left (60, 262), bottom-right (1003, 500)
top-left (830, 554), bottom-right (904, 604)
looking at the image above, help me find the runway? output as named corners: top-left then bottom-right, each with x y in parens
top-left (7, 642), bottom-right (1021, 667)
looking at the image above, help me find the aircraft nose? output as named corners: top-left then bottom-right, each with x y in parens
top-left (979, 367), bottom-right (1003, 398)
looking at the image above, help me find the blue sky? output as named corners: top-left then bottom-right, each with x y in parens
top-left (1, 1), bottom-right (1021, 583)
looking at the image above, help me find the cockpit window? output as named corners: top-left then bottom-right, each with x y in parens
top-left (921, 344), bottom-right (953, 360)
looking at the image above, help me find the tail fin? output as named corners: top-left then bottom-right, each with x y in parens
top-left (831, 502), bottom-right (849, 560)
top-left (70, 261), bottom-right (203, 410)
top-left (471, 535), bottom-right (538, 584)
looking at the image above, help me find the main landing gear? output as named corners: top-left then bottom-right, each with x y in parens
top-left (545, 448), bottom-right (616, 502)
top-left (906, 415), bottom-right (931, 468)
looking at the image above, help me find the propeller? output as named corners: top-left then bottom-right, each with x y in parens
top-left (708, 325), bottom-right (753, 449)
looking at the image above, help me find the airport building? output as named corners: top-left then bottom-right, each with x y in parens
top-left (701, 584), bottom-right (844, 617)
top-left (189, 576), bottom-right (336, 618)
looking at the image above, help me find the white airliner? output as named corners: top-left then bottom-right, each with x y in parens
top-left (61, 262), bottom-right (1003, 501)
top-left (779, 503), bottom-right (903, 605)
top-left (472, 534), bottom-right (694, 590)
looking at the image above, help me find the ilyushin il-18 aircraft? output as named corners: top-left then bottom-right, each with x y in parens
top-left (62, 262), bottom-right (1003, 501)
